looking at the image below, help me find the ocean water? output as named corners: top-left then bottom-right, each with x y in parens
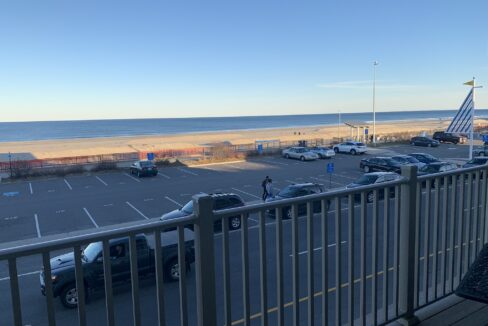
top-left (1, 110), bottom-right (487, 142)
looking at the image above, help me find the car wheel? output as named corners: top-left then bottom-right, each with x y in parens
top-left (283, 208), bottom-right (292, 219)
top-left (300, 156), bottom-right (305, 161)
top-left (411, 142), bottom-right (415, 146)
top-left (364, 166), bottom-right (370, 173)
top-left (137, 171), bottom-right (141, 177)
top-left (350, 149), bottom-right (356, 155)
top-left (229, 216), bottom-right (241, 230)
top-left (60, 283), bottom-right (79, 309)
top-left (165, 258), bottom-right (180, 282)
top-left (285, 154), bottom-right (290, 159)
top-left (367, 191), bottom-right (375, 203)
top-left (334, 147), bottom-right (339, 153)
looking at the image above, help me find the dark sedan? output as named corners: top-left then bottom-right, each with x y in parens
top-left (463, 157), bottom-right (488, 168)
top-left (161, 193), bottom-right (245, 231)
top-left (346, 172), bottom-right (401, 203)
top-left (408, 153), bottom-right (440, 164)
top-left (359, 157), bottom-right (405, 173)
top-left (130, 160), bottom-right (158, 177)
top-left (266, 183), bottom-right (327, 219)
top-left (418, 162), bottom-right (458, 188)
top-left (410, 136), bottom-right (440, 147)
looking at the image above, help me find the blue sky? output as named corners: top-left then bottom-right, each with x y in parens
top-left (0, 1), bottom-right (487, 122)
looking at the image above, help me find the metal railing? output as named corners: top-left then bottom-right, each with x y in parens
top-left (1, 164), bottom-right (487, 325)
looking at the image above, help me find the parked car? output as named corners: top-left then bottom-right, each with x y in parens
top-left (408, 153), bottom-right (440, 164)
top-left (418, 162), bottom-right (458, 176)
top-left (308, 146), bottom-right (335, 159)
top-left (282, 147), bottom-right (319, 161)
top-left (346, 172), bottom-right (401, 203)
top-left (333, 141), bottom-right (367, 155)
top-left (40, 231), bottom-right (195, 308)
top-left (463, 157), bottom-right (488, 168)
top-left (433, 131), bottom-right (461, 144)
top-left (266, 183), bottom-right (327, 218)
top-left (359, 157), bottom-right (406, 173)
top-left (473, 145), bottom-right (488, 157)
top-left (418, 162), bottom-right (458, 188)
top-left (391, 155), bottom-right (425, 169)
top-left (410, 136), bottom-right (440, 147)
top-left (130, 160), bottom-right (158, 177)
top-left (161, 193), bottom-right (244, 231)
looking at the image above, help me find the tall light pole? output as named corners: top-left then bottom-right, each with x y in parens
top-left (372, 61), bottom-right (379, 145)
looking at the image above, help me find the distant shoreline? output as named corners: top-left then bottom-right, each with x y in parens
top-left (1, 117), bottom-right (483, 161)
top-left (1, 110), bottom-right (488, 143)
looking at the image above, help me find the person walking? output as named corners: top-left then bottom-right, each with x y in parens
top-left (261, 176), bottom-right (270, 201)
top-left (265, 179), bottom-right (273, 200)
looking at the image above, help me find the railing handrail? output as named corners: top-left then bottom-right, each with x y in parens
top-left (0, 215), bottom-right (197, 260)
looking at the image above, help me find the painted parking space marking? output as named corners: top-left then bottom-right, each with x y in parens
top-left (4, 216), bottom-right (18, 221)
top-left (95, 176), bottom-right (108, 186)
top-left (34, 214), bottom-right (41, 238)
top-left (291, 241), bottom-right (348, 257)
top-left (83, 207), bottom-right (99, 228)
top-left (231, 187), bottom-right (260, 200)
top-left (164, 196), bottom-right (183, 207)
top-left (64, 178), bottom-right (73, 190)
top-left (157, 172), bottom-right (171, 179)
top-left (124, 173), bottom-right (141, 183)
top-left (143, 198), bottom-right (154, 202)
top-left (55, 210), bottom-right (66, 214)
top-left (103, 204), bottom-right (113, 207)
top-left (177, 168), bottom-right (198, 176)
top-left (126, 201), bottom-right (149, 219)
top-left (48, 190), bottom-right (55, 193)
top-left (0, 271), bottom-right (40, 282)
top-left (309, 176), bottom-right (343, 186)
top-left (3, 191), bottom-right (19, 197)
top-left (29, 183), bottom-right (33, 195)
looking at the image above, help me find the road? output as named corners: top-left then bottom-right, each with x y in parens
top-left (0, 143), bottom-right (475, 325)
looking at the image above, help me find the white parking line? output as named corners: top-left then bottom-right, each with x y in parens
top-left (83, 207), bottom-right (99, 228)
top-left (64, 178), bottom-right (73, 190)
top-left (124, 173), bottom-right (141, 183)
top-left (34, 214), bottom-right (41, 238)
top-left (0, 271), bottom-right (40, 282)
top-left (158, 172), bottom-right (171, 179)
top-left (290, 241), bottom-right (348, 257)
top-left (177, 168), bottom-right (198, 176)
top-left (126, 201), bottom-right (149, 220)
top-left (95, 176), bottom-right (108, 186)
top-left (310, 176), bottom-right (343, 186)
top-left (29, 182), bottom-right (33, 195)
top-left (231, 187), bottom-right (261, 199)
top-left (165, 196), bottom-right (183, 207)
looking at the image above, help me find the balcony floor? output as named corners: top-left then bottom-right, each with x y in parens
top-left (391, 295), bottom-right (488, 326)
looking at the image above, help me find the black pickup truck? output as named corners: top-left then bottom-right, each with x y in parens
top-left (40, 230), bottom-right (195, 308)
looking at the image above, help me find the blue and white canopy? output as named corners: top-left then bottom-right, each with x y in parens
top-left (446, 89), bottom-right (474, 134)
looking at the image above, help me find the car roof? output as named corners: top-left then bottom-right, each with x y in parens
top-left (364, 172), bottom-right (398, 176)
top-left (473, 157), bottom-right (488, 161)
top-left (426, 162), bottom-right (451, 166)
top-left (392, 155), bottom-right (410, 158)
top-left (287, 182), bottom-right (323, 188)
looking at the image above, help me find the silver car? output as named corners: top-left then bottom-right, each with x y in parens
top-left (282, 147), bottom-right (319, 161)
top-left (308, 146), bottom-right (335, 159)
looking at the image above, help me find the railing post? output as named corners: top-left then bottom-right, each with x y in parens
top-left (193, 194), bottom-right (217, 326)
top-left (398, 165), bottom-right (420, 325)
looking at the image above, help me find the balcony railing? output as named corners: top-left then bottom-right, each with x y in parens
top-left (0, 164), bottom-right (487, 325)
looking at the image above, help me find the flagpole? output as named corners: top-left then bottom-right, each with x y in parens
top-left (469, 77), bottom-right (476, 160)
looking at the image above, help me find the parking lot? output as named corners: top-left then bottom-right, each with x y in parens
top-left (0, 143), bottom-right (474, 325)
top-left (0, 143), bottom-right (471, 245)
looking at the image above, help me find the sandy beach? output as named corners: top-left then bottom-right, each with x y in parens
top-left (0, 118), bottom-right (482, 161)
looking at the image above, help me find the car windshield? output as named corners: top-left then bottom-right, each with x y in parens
top-left (405, 156), bottom-right (420, 163)
top-left (140, 161), bottom-right (154, 167)
top-left (420, 165), bottom-right (439, 173)
top-left (277, 187), bottom-right (301, 198)
top-left (356, 143), bottom-right (365, 146)
top-left (354, 175), bottom-right (378, 185)
top-left (393, 157), bottom-right (408, 163)
top-left (83, 242), bottom-right (103, 262)
top-left (296, 148), bottom-right (307, 153)
top-left (384, 158), bottom-right (398, 165)
top-left (181, 201), bottom-right (193, 214)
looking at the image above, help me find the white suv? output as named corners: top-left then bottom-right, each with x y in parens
top-left (282, 147), bottom-right (319, 161)
top-left (333, 141), bottom-right (367, 155)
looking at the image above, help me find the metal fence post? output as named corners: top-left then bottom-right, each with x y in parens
top-left (193, 194), bottom-right (217, 326)
top-left (398, 165), bottom-right (420, 325)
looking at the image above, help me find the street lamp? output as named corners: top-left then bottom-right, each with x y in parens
top-left (372, 60), bottom-right (379, 145)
